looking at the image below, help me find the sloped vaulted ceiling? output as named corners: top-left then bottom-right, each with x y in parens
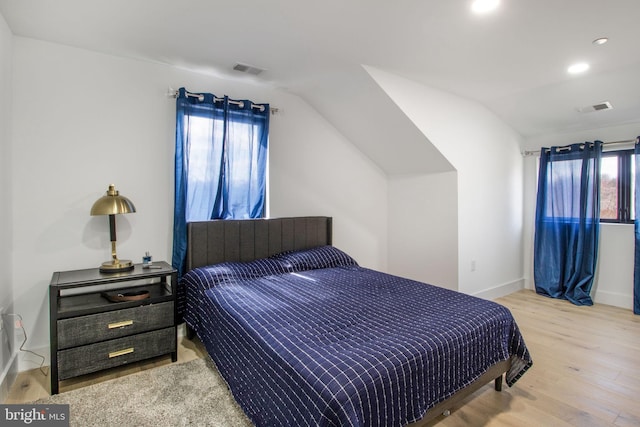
top-left (291, 64), bottom-right (454, 176)
top-left (1, 0), bottom-right (639, 163)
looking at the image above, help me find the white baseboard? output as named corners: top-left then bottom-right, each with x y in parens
top-left (0, 350), bottom-right (18, 403)
top-left (472, 278), bottom-right (525, 301)
top-left (593, 290), bottom-right (634, 310)
top-left (523, 278), bottom-right (632, 311)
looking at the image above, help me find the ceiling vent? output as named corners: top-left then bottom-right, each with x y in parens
top-left (233, 63), bottom-right (265, 75)
top-left (578, 101), bottom-right (613, 113)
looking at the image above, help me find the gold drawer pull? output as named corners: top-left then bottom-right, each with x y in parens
top-left (109, 347), bottom-right (134, 358)
top-left (108, 320), bottom-right (134, 329)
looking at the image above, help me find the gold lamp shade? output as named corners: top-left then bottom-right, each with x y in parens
top-left (91, 184), bottom-right (136, 273)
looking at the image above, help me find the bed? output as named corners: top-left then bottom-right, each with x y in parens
top-left (180, 216), bottom-right (532, 426)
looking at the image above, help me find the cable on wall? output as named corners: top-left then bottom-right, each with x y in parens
top-left (2, 313), bottom-right (48, 377)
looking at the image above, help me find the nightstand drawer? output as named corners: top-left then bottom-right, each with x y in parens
top-left (57, 327), bottom-right (176, 380)
top-left (57, 302), bottom-right (174, 349)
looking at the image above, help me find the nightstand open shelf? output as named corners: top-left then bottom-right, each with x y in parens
top-left (57, 282), bottom-right (173, 318)
top-left (49, 261), bottom-right (177, 395)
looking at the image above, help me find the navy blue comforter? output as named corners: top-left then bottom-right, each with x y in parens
top-left (181, 246), bottom-right (532, 427)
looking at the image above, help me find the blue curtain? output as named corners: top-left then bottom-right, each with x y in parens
top-left (533, 141), bottom-right (602, 306)
top-left (634, 138), bottom-right (640, 314)
top-left (172, 87), bottom-right (269, 276)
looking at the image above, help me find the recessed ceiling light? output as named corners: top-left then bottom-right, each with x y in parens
top-left (567, 62), bottom-right (590, 74)
top-left (592, 37), bottom-right (609, 45)
top-left (471, 0), bottom-right (500, 14)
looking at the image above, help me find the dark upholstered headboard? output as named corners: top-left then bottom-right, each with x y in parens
top-left (186, 216), bottom-right (333, 271)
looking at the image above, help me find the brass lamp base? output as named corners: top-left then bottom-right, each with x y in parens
top-left (99, 259), bottom-right (134, 273)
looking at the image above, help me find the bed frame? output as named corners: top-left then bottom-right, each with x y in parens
top-left (186, 216), bottom-right (332, 270)
top-left (185, 216), bottom-right (510, 425)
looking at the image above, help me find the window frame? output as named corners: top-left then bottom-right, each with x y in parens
top-left (600, 149), bottom-right (634, 224)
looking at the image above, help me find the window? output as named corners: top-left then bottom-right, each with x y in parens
top-left (172, 88), bottom-right (270, 276)
top-left (600, 149), bottom-right (635, 223)
top-left (178, 100), bottom-right (269, 222)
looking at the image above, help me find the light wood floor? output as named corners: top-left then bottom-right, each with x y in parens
top-left (424, 290), bottom-right (640, 427)
top-left (6, 290), bottom-right (640, 426)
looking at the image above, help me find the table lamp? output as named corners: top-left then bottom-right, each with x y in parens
top-left (90, 184), bottom-right (136, 273)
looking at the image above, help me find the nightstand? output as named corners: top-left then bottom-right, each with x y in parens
top-left (49, 261), bottom-right (177, 395)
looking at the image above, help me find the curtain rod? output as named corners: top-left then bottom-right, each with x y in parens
top-left (169, 88), bottom-right (267, 112)
top-left (522, 138), bottom-right (637, 157)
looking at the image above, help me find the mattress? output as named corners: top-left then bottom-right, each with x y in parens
top-left (181, 246), bottom-right (532, 426)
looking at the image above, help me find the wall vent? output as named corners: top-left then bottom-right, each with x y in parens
top-left (592, 101), bottom-right (612, 111)
top-left (233, 63), bottom-right (265, 75)
top-left (578, 101), bottom-right (613, 113)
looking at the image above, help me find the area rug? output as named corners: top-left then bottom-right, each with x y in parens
top-left (35, 358), bottom-right (253, 427)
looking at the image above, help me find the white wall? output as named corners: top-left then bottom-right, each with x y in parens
top-left (10, 37), bottom-right (387, 366)
top-left (0, 11), bottom-right (15, 401)
top-left (267, 95), bottom-right (388, 269)
top-left (524, 123), bottom-right (640, 310)
top-left (388, 172), bottom-right (458, 290)
top-left (366, 66), bottom-right (525, 297)
top-left (595, 223), bottom-right (634, 308)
